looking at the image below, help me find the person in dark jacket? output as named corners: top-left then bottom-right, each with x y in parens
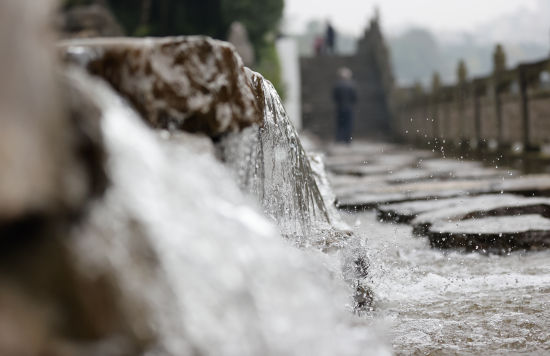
top-left (325, 21), bottom-right (335, 54)
top-left (333, 67), bottom-right (356, 143)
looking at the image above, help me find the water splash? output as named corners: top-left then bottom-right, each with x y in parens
top-left (220, 70), bottom-right (335, 247)
top-left (67, 68), bottom-right (388, 355)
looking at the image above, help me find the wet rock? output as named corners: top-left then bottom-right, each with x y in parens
top-left (353, 283), bottom-right (374, 312)
top-left (377, 194), bottom-right (533, 223)
top-left (325, 142), bottom-right (521, 209)
top-left (0, 1), bottom-right (112, 353)
top-left (329, 163), bottom-right (401, 177)
top-left (375, 193), bottom-right (550, 252)
top-left (411, 194), bottom-right (550, 235)
top-left (0, 0), bottom-right (67, 221)
top-left (0, 207), bottom-right (136, 356)
top-left (59, 4), bottom-right (124, 38)
top-left (377, 196), bottom-right (473, 224)
top-left (336, 174), bottom-right (550, 210)
top-left (61, 37), bottom-right (261, 137)
top-left (384, 166), bottom-right (511, 185)
top-left (327, 152), bottom-right (424, 177)
top-left (427, 215), bottom-right (550, 252)
top-left (62, 68), bottom-right (108, 208)
top-left (417, 158), bottom-right (484, 171)
top-left (0, 2), bottom-right (106, 225)
top-left (328, 142), bottom-right (550, 252)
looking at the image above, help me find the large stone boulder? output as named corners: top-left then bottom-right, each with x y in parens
top-left (0, 2), bottom-right (109, 355)
top-left (62, 37), bottom-right (261, 137)
top-left (0, 0), bottom-right (65, 221)
top-left (0, 0), bottom-right (105, 223)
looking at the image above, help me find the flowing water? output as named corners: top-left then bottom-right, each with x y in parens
top-left (60, 40), bottom-right (550, 356)
top-left (220, 70), bottom-right (335, 246)
top-left (66, 68), bottom-right (389, 355)
top-left (345, 211), bottom-right (550, 355)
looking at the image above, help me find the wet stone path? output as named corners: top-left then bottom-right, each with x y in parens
top-left (324, 142), bottom-right (550, 354)
top-left (326, 142), bottom-right (550, 252)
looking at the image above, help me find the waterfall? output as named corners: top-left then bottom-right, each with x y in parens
top-left (65, 67), bottom-right (387, 355)
top-left (220, 69), bottom-right (341, 246)
top-left (0, 27), bottom-right (385, 353)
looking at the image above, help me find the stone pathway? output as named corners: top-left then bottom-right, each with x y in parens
top-left (326, 142), bottom-right (550, 252)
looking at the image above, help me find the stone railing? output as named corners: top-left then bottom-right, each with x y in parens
top-left (394, 49), bottom-right (550, 152)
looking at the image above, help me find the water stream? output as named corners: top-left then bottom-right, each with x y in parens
top-left (346, 211), bottom-right (550, 355)
top-left (53, 36), bottom-right (550, 356)
top-left (220, 70), bottom-right (335, 246)
top-left (66, 68), bottom-right (389, 355)
top-left (9, 2), bottom-right (548, 353)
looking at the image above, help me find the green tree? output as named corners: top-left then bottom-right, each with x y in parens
top-left (220, 0), bottom-right (283, 53)
top-left (62, 0), bottom-right (284, 91)
top-left (63, 0), bottom-right (283, 52)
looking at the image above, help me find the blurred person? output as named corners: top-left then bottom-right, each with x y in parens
top-left (314, 35), bottom-right (324, 56)
top-left (325, 21), bottom-right (335, 54)
top-left (333, 67), bottom-right (356, 143)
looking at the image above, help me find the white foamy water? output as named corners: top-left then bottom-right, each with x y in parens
top-left (347, 211), bottom-right (550, 355)
top-left (67, 68), bottom-right (389, 356)
top-left (220, 70), bottom-right (335, 246)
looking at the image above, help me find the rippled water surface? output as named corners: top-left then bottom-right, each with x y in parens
top-left (346, 212), bottom-right (550, 355)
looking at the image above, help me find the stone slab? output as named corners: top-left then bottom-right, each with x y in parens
top-left (376, 194), bottom-right (522, 223)
top-left (427, 215), bottom-right (550, 252)
top-left (336, 174), bottom-right (550, 209)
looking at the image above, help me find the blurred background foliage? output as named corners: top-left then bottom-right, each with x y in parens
top-left (62, 0), bottom-right (284, 94)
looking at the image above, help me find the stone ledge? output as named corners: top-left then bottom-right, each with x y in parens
top-left (61, 36), bottom-right (261, 138)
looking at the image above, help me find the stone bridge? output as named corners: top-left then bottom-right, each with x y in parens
top-left (301, 18), bottom-right (550, 155)
top-left (394, 48), bottom-right (550, 152)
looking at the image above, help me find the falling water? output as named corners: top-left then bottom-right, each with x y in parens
top-left (219, 70), bottom-right (372, 311)
top-left (220, 70), bottom-right (337, 247)
top-left (66, 68), bottom-right (389, 355)
top-left (350, 211), bottom-right (550, 355)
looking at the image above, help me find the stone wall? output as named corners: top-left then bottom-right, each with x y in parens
top-left (395, 56), bottom-right (550, 151)
top-left (300, 17), bottom-right (393, 141)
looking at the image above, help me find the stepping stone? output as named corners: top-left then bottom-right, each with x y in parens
top-left (426, 215), bottom-right (550, 252)
top-left (411, 194), bottom-right (550, 234)
top-left (376, 194), bottom-right (522, 223)
top-left (323, 142), bottom-right (550, 252)
top-left (336, 174), bottom-right (550, 209)
top-left (329, 164), bottom-right (402, 177)
top-left (326, 152), bottom-right (433, 176)
top-left (378, 194), bottom-right (550, 224)
top-left (336, 179), bottom-right (494, 209)
top-left (385, 167), bottom-right (514, 185)
top-left (326, 142), bottom-right (397, 157)
top-left (417, 158), bottom-right (483, 171)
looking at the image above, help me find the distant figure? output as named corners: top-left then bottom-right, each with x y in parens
top-left (313, 35), bottom-right (324, 56)
top-left (333, 67), bottom-right (356, 143)
top-left (325, 21), bottom-right (335, 54)
top-left (227, 22), bottom-right (255, 67)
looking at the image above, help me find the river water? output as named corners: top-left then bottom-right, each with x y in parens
top-left (62, 40), bottom-right (549, 354)
top-left (344, 211), bottom-right (550, 355)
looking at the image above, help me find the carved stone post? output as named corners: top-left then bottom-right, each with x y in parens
top-left (457, 60), bottom-right (468, 144)
top-left (493, 44), bottom-right (507, 146)
top-left (431, 72), bottom-right (441, 140)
